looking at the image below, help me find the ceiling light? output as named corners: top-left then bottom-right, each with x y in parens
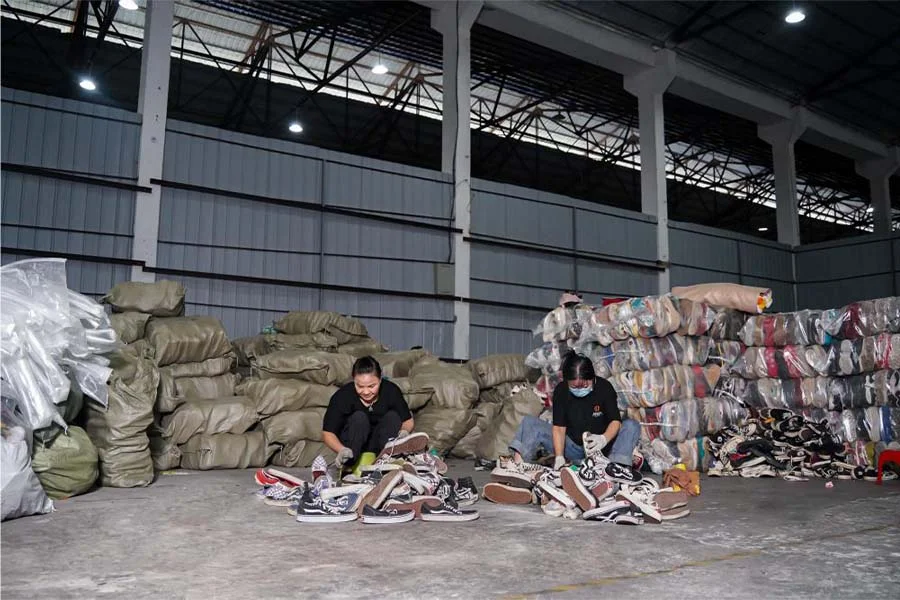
top-left (118, 0), bottom-right (138, 10)
top-left (78, 77), bottom-right (97, 91)
top-left (785, 9), bottom-right (805, 24)
top-left (758, 227), bottom-right (769, 232)
top-left (372, 63), bottom-right (388, 75)
top-left (288, 121), bottom-right (303, 133)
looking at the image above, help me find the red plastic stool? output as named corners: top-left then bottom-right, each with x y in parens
top-left (876, 449), bottom-right (900, 484)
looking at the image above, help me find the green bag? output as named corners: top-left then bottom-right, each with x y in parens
top-left (31, 426), bottom-right (99, 500)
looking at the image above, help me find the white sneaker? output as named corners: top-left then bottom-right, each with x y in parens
top-left (535, 476), bottom-right (578, 510)
top-left (541, 500), bottom-right (566, 517)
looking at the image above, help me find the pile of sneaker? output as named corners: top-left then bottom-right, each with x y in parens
top-left (707, 407), bottom-right (894, 481)
top-left (482, 434), bottom-right (691, 524)
top-left (252, 433), bottom-right (480, 523)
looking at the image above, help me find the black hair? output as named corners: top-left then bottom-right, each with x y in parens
top-left (561, 352), bottom-right (595, 382)
top-left (352, 356), bottom-right (382, 378)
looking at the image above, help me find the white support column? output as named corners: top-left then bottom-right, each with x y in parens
top-left (624, 50), bottom-right (676, 295)
top-left (432, 1), bottom-right (482, 360)
top-left (758, 108), bottom-right (807, 247)
top-left (131, 0), bottom-right (174, 282)
top-left (855, 147), bottom-right (899, 236)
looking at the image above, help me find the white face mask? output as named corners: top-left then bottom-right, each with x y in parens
top-left (569, 386), bottom-right (593, 398)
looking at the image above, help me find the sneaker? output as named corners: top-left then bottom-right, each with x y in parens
top-left (605, 462), bottom-right (643, 485)
top-left (378, 432), bottom-right (430, 459)
top-left (359, 470), bottom-right (404, 514)
top-left (360, 504), bottom-right (415, 524)
top-left (311, 455), bottom-right (329, 481)
top-left (383, 495), bottom-right (443, 519)
top-left (254, 469), bottom-right (280, 486)
top-left (260, 468), bottom-right (305, 488)
top-left (402, 471), bottom-right (442, 496)
top-left (406, 452), bottom-right (448, 475)
top-left (360, 457), bottom-right (407, 473)
top-left (435, 477), bottom-right (457, 504)
top-left (295, 490), bottom-right (359, 523)
top-left (420, 501), bottom-right (480, 522)
top-left (264, 484), bottom-right (303, 507)
top-left (474, 458), bottom-right (496, 471)
top-left (582, 499), bottom-right (642, 524)
top-left (560, 465), bottom-right (599, 511)
top-left (490, 460), bottom-right (544, 489)
top-left (342, 470), bottom-right (383, 485)
top-left (542, 500), bottom-right (566, 517)
top-left (311, 471), bottom-right (335, 497)
top-left (482, 482), bottom-right (533, 504)
top-left (535, 477), bottom-right (578, 510)
top-left (320, 483), bottom-right (374, 503)
top-left (653, 490), bottom-right (688, 512)
top-left (659, 505), bottom-right (691, 521)
top-left (254, 481), bottom-right (295, 501)
top-left (388, 482), bottom-right (413, 499)
top-left (457, 477), bottom-right (478, 499)
top-left (616, 485), bottom-right (662, 524)
top-left (562, 505), bottom-right (583, 520)
top-left (453, 483), bottom-right (480, 507)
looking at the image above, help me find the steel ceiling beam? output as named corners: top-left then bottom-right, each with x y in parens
top-left (804, 25), bottom-right (900, 102)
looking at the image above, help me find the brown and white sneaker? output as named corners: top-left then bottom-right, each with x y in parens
top-left (659, 505), bottom-right (691, 521)
top-left (378, 432), bottom-right (430, 459)
top-left (560, 466), bottom-right (599, 511)
top-left (654, 490), bottom-right (689, 512)
top-left (383, 495), bottom-right (443, 519)
top-left (358, 470), bottom-right (403, 515)
top-left (482, 482), bottom-right (534, 504)
top-left (490, 460), bottom-right (545, 489)
top-left (616, 485), bottom-right (663, 524)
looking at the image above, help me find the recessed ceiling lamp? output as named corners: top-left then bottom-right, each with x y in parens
top-left (372, 63), bottom-right (388, 75)
top-left (79, 76), bottom-right (97, 91)
top-left (785, 9), bottom-right (806, 24)
top-left (119, 0), bottom-right (139, 10)
top-left (288, 121), bottom-right (303, 133)
top-left (758, 226), bottom-right (769, 232)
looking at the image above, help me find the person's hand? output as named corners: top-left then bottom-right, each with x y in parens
top-left (584, 433), bottom-right (608, 453)
top-left (395, 430), bottom-right (409, 439)
top-left (335, 447), bottom-right (354, 467)
top-left (553, 455), bottom-right (566, 471)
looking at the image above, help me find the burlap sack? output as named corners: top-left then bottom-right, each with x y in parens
top-left (149, 433), bottom-right (181, 471)
top-left (409, 363), bottom-right (479, 410)
top-left (110, 312), bottom-right (151, 344)
top-left (242, 379), bottom-right (337, 415)
top-left (232, 335), bottom-right (270, 367)
top-left (388, 377), bottom-right (432, 411)
top-left (146, 316), bottom-right (233, 367)
top-left (374, 350), bottom-right (429, 378)
top-left (158, 396), bottom-right (259, 445)
top-left (274, 311), bottom-right (369, 344)
top-left (266, 333), bottom-right (339, 353)
top-left (179, 431), bottom-right (271, 470)
top-left (412, 405), bottom-right (476, 455)
top-left (260, 409), bottom-right (326, 445)
top-left (30, 426), bottom-right (99, 499)
top-left (409, 355), bottom-right (442, 375)
top-left (102, 280), bottom-right (185, 317)
top-left (253, 350), bottom-right (353, 385)
top-left (478, 383), bottom-right (522, 405)
top-left (673, 283), bottom-right (771, 314)
top-left (337, 338), bottom-right (388, 358)
top-left (85, 349), bottom-right (159, 488)
top-left (451, 402), bottom-right (503, 459)
top-left (476, 388), bottom-right (544, 460)
top-left (270, 440), bottom-right (336, 468)
top-left (469, 354), bottom-right (531, 389)
top-left (157, 372), bottom-right (241, 414)
top-left (163, 355), bottom-right (235, 379)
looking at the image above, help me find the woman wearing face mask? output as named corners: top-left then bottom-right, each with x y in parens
top-left (507, 353), bottom-right (641, 479)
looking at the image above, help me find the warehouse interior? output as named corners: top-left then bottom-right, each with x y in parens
top-left (1, 1), bottom-right (899, 599)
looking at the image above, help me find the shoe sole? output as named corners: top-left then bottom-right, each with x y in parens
top-left (359, 470), bottom-right (403, 514)
top-left (295, 513), bottom-right (358, 523)
top-left (616, 491), bottom-right (662, 524)
top-left (482, 483), bottom-right (533, 505)
top-left (265, 468), bottom-right (305, 487)
top-left (659, 506), bottom-right (691, 521)
top-left (361, 511), bottom-right (416, 524)
top-left (536, 480), bottom-right (577, 509)
top-left (582, 500), bottom-right (632, 521)
top-left (560, 468), bottom-right (598, 511)
top-left (421, 511), bottom-right (480, 522)
top-left (604, 465), bottom-right (643, 485)
top-left (321, 484), bottom-right (374, 502)
top-left (254, 470), bottom-right (280, 486)
top-left (379, 433), bottom-right (429, 458)
top-left (383, 496), bottom-right (443, 519)
top-left (489, 473), bottom-right (536, 489)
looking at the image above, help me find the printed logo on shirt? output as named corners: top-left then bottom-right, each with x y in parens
top-left (592, 405), bottom-right (604, 418)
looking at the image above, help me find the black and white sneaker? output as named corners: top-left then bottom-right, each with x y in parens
top-left (420, 500), bottom-right (480, 522)
top-left (582, 499), bottom-right (643, 525)
top-left (604, 462), bottom-right (643, 485)
top-left (454, 478), bottom-right (480, 507)
top-left (295, 490), bottom-right (359, 523)
top-left (474, 458), bottom-right (496, 471)
top-left (360, 504), bottom-right (415, 524)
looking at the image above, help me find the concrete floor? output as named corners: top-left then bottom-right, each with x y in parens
top-left (2, 460), bottom-right (899, 600)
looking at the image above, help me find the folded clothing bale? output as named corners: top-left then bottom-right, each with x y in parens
top-left (468, 354), bottom-right (532, 390)
top-left (373, 350), bottom-right (430, 378)
top-left (274, 311), bottom-right (369, 345)
top-left (270, 440), bottom-right (336, 468)
top-left (610, 364), bottom-right (722, 408)
top-left (672, 283), bottom-right (772, 314)
top-left (267, 332), bottom-right (338, 353)
top-left (575, 334), bottom-right (712, 378)
top-left (253, 350), bottom-right (353, 385)
top-left (260, 409), bottom-right (326, 445)
top-left (85, 349), bottom-right (159, 488)
top-left (149, 433), bottom-right (181, 471)
top-left (242, 379), bottom-right (336, 415)
top-left (110, 312), bottom-right (152, 344)
top-left (337, 338), bottom-right (388, 358)
top-left (412, 405), bottom-right (476, 456)
top-left (179, 431), bottom-right (271, 470)
top-left (739, 310), bottom-right (826, 347)
top-left (232, 335), bottom-right (271, 367)
top-left (102, 280), bottom-right (186, 317)
top-left (408, 362), bottom-right (479, 410)
top-left (475, 387), bottom-right (544, 461)
top-left (390, 377), bottom-right (432, 411)
top-left (822, 297), bottom-right (900, 340)
top-left (157, 396), bottom-right (259, 445)
top-left (30, 426), bottom-right (98, 500)
top-left (146, 316), bottom-right (233, 367)
top-left (805, 333), bottom-right (900, 377)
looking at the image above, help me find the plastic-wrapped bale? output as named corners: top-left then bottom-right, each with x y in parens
top-left (29, 426), bottom-right (98, 500)
top-left (822, 296), bottom-right (900, 340)
top-left (577, 335), bottom-right (712, 378)
top-left (475, 387), bottom-right (544, 460)
top-left (232, 335), bottom-right (270, 368)
top-left (273, 311), bottom-right (368, 345)
top-left (145, 316), bottom-right (233, 367)
top-left (149, 433), bottom-right (181, 471)
top-left (536, 304), bottom-right (592, 343)
top-left (33, 386), bottom-right (85, 446)
top-left (525, 342), bottom-right (572, 374)
top-left (252, 350), bottom-right (353, 385)
top-left (157, 366), bottom-right (239, 414)
top-left (102, 280), bottom-right (185, 317)
top-left (260, 409), bottom-right (326, 446)
top-left (408, 362), bottom-right (479, 410)
top-left (672, 283), bottom-right (772, 314)
top-left (1, 404), bottom-right (54, 520)
top-left (179, 431), bottom-right (272, 470)
top-left (266, 332), bottom-right (339, 353)
top-left (640, 436), bottom-right (712, 475)
top-left (730, 345), bottom-right (819, 379)
top-left (627, 397), bottom-right (746, 443)
top-left (717, 376), bottom-right (830, 410)
top-left (577, 295), bottom-right (681, 347)
top-left (391, 377), bottom-right (432, 411)
top-left (610, 365), bottom-right (722, 408)
top-left (739, 310), bottom-right (826, 347)
top-left (535, 371), bottom-right (563, 402)
top-left (805, 333), bottom-right (900, 377)
top-left (373, 349), bottom-right (430, 378)
top-left (337, 338), bottom-right (388, 358)
top-left (242, 379), bottom-right (336, 416)
top-left (708, 309), bottom-right (749, 341)
top-left (156, 396), bottom-right (258, 445)
top-left (412, 405), bottom-right (476, 456)
top-left (675, 298), bottom-right (717, 336)
top-left (110, 312), bottom-right (151, 345)
top-left (827, 369), bottom-right (900, 410)
top-left (451, 401), bottom-right (504, 459)
top-left (85, 348), bottom-right (159, 488)
top-left (468, 354), bottom-right (534, 390)
top-left (708, 341), bottom-right (746, 372)
top-left (271, 441), bottom-right (336, 468)
top-left (827, 407), bottom-right (900, 444)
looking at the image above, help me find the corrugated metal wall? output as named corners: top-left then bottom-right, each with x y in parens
top-left (795, 234), bottom-right (899, 309)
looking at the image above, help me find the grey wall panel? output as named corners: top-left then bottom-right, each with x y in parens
top-left (470, 280), bottom-right (560, 309)
top-left (2, 88), bottom-right (139, 178)
top-left (741, 277), bottom-right (796, 312)
top-left (669, 228), bottom-right (739, 273)
top-left (470, 304), bottom-right (546, 331)
top-left (471, 190), bottom-right (572, 246)
top-left (576, 262), bottom-right (659, 298)
top-left (157, 242), bottom-right (320, 281)
top-left (471, 245), bottom-right (574, 291)
top-left (575, 210), bottom-right (657, 262)
top-left (321, 256), bottom-right (436, 294)
top-left (797, 275), bottom-right (894, 310)
top-left (470, 326), bottom-right (537, 357)
top-left (796, 240), bottom-right (892, 282)
top-left (670, 265), bottom-right (741, 287)
top-left (323, 214), bottom-right (450, 262)
top-left (739, 244), bottom-right (793, 282)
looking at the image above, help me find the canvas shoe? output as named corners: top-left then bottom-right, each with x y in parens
top-left (359, 470), bottom-right (404, 514)
top-left (541, 500), bottom-right (566, 518)
top-left (378, 432), bottom-right (430, 459)
top-left (562, 505), bottom-right (583, 520)
top-left (482, 482), bottom-right (534, 505)
top-left (456, 477), bottom-right (478, 499)
top-left (402, 471), bottom-right (443, 496)
top-left (264, 484), bottom-right (303, 507)
top-left (320, 483), bottom-right (374, 503)
top-left (740, 464), bottom-right (777, 478)
top-left (406, 452), bottom-right (448, 475)
top-left (653, 490), bottom-right (688, 512)
top-left (535, 476), bottom-right (578, 510)
top-left (360, 504), bottom-right (415, 524)
top-left (583, 500), bottom-right (642, 525)
top-left (254, 481), bottom-right (295, 501)
top-left (295, 489), bottom-right (360, 523)
top-left (616, 485), bottom-right (662, 524)
top-left (490, 460), bottom-right (545, 489)
top-left (311, 455), bottom-right (329, 481)
top-left (452, 483), bottom-right (479, 507)
top-left (659, 505), bottom-right (691, 521)
top-left (420, 501), bottom-right (480, 522)
top-left (604, 462), bottom-right (643, 485)
top-left (474, 457), bottom-right (496, 471)
top-left (383, 495), bottom-right (443, 519)
top-left (254, 469), bottom-right (281, 487)
top-left (261, 468), bottom-right (306, 488)
top-left (360, 457), bottom-right (408, 473)
top-left (560, 465), bottom-right (600, 511)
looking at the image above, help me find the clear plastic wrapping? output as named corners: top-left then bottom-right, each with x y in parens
top-left (639, 436), bottom-right (712, 475)
top-left (575, 334), bottom-right (711, 378)
top-left (827, 369), bottom-right (900, 410)
top-left (534, 304), bottom-right (592, 343)
top-left (1, 397), bottom-right (54, 520)
top-left (675, 298), bottom-right (717, 336)
top-left (610, 364), bottom-right (722, 408)
top-left (730, 345), bottom-right (818, 379)
top-left (708, 309), bottom-right (749, 341)
top-left (821, 296), bottom-right (900, 340)
top-left (708, 341), bottom-right (746, 371)
top-left (738, 310), bottom-right (826, 347)
top-left (525, 341), bottom-right (572, 373)
top-left (627, 397), bottom-right (746, 443)
top-left (718, 375), bottom-right (830, 410)
top-left (804, 333), bottom-right (900, 377)
top-left (576, 295), bottom-right (681, 347)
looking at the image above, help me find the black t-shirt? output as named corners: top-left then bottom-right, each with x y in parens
top-left (322, 379), bottom-right (412, 435)
top-left (551, 377), bottom-right (621, 449)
